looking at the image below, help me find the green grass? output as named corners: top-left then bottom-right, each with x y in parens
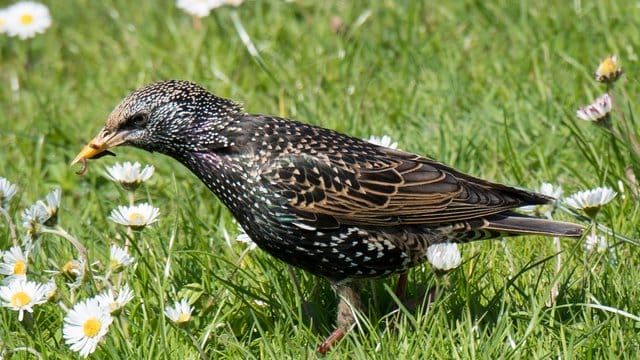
top-left (1, 0), bottom-right (640, 358)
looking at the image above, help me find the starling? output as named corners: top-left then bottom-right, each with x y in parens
top-left (72, 80), bottom-right (583, 353)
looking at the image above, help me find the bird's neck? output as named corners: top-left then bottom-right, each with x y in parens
top-left (173, 150), bottom-right (251, 217)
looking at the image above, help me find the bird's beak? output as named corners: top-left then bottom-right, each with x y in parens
top-left (71, 128), bottom-right (129, 174)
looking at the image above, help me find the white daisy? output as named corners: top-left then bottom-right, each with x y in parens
top-left (62, 259), bottom-right (83, 277)
top-left (594, 55), bottom-right (623, 83)
top-left (576, 93), bottom-right (612, 124)
top-left (164, 299), bottom-right (194, 325)
top-left (565, 186), bottom-right (617, 218)
top-left (5, 2), bottom-right (52, 40)
top-left (521, 182), bottom-right (563, 217)
top-left (0, 177), bottom-right (17, 209)
top-left (225, 0), bottom-right (244, 6)
top-left (62, 258), bottom-right (87, 288)
top-left (109, 245), bottom-right (135, 272)
top-left (21, 201), bottom-right (48, 236)
top-left (426, 243), bottom-right (462, 272)
top-left (253, 299), bottom-right (268, 307)
top-left (96, 284), bottom-right (134, 315)
top-left (539, 182), bottom-right (563, 199)
top-left (63, 297), bottom-right (113, 358)
top-left (0, 8), bottom-right (10, 34)
top-left (366, 135), bottom-right (398, 149)
top-left (176, 0), bottom-right (226, 18)
top-left (21, 234), bottom-right (35, 255)
top-left (43, 278), bottom-right (57, 300)
top-left (0, 279), bottom-right (48, 321)
top-left (236, 225), bottom-right (257, 250)
top-left (584, 234), bottom-right (608, 254)
top-left (108, 203), bottom-right (160, 230)
top-left (105, 161), bottom-right (154, 191)
top-left (39, 188), bottom-right (61, 226)
top-left (0, 245), bottom-right (28, 282)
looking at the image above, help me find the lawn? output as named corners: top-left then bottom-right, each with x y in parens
top-left (1, 0), bottom-right (639, 358)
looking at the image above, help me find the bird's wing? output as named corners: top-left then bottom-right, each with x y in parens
top-left (260, 147), bottom-right (547, 229)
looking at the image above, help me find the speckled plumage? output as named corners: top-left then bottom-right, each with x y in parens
top-left (76, 80), bottom-right (583, 352)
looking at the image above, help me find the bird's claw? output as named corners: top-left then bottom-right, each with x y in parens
top-left (316, 328), bottom-right (345, 355)
top-left (75, 158), bottom-right (88, 176)
top-left (72, 150), bottom-right (115, 176)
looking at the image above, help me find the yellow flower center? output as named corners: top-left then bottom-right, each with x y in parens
top-left (128, 212), bottom-right (145, 225)
top-left (46, 288), bottom-right (56, 299)
top-left (123, 169), bottom-right (135, 182)
top-left (83, 318), bottom-right (102, 337)
top-left (13, 260), bottom-right (26, 275)
top-left (62, 261), bottom-right (77, 274)
top-left (0, 19), bottom-right (5, 28)
top-left (11, 291), bottom-right (31, 307)
top-left (598, 57), bottom-right (618, 75)
top-left (19, 14), bottom-right (34, 25)
top-left (177, 313), bottom-right (191, 323)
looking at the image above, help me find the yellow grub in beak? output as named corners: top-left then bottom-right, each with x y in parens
top-left (71, 129), bottom-right (129, 175)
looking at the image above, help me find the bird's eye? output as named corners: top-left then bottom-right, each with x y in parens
top-left (122, 113), bottom-right (149, 129)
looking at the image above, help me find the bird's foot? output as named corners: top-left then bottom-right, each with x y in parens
top-left (318, 282), bottom-right (360, 354)
top-left (316, 328), bottom-right (345, 355)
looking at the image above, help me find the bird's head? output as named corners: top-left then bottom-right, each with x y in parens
top-left (71, 80), bottom-right (242, 174)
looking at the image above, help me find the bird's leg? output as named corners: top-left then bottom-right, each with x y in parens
top-left (392, 272), bottom-right (438, 314)
top-left (287, 265), bottom-right (314, 320)
top-left (395, 272), bottom-right (408, 301)
top-left (387, 272), bottom-right (409, 322)
top-left (316, 281), bottom-right (361, 354)
top-left (383, 273), bottom-right (410, 330)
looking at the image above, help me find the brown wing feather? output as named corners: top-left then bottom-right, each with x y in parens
top-left (261, 146), bottom-right (550, 228)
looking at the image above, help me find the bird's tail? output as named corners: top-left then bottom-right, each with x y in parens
top-left (450, 212), bottom-right (584, 242)
top-left (485, 212), bottom-right (584, 238)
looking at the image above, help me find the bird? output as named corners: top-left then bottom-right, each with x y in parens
top-left (72, 80), bottom-right (583, 353)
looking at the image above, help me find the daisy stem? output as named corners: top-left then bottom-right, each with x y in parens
top-left (583, 221), bottom-right (598, 297)
top-left (192, 15), bottom-right (203, 31)
top-left (7, 347), bottom-right (43, 360)
top-left (546, 236), bottom-right (561, 307)
top-left (21, 311), bottom-right (35, 330)
top-left (10, 71), bottom-right (20, 99)
top-left (115, 190), bottom-right (136, 290)
top-left (125, 190), bottom-right (135, 250)
top-left (128, 190), bottom-right (135, 207)
top-left (115, 264), bottom-right (125, 289)
top-left (119, 188), bottom-right (135, 288)
top-left (104, 268), bottom-right (114, 285)
top-left (0, 206), bottom-right (18, 246)
top-left (467, 243), bottom-right (476, 278)
top-left (435, 276), bottom-right (442, 300)
top-left (40, 227), bottom-right (87, 260)
top-left (40, 227), bottom-right (97, 290)
top-left (184, 328), bottom-right (209, 360)
top-left (118, 315), bottom-right (130, 342)
top-left (236, 245), bottom-right (251, 266)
